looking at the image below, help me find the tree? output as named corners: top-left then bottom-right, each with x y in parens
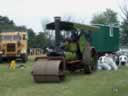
top-left (0, 15), bottom-right (15, 31)
top-left (91, 9), bottom-right (119, 25)
top-left (120, 0), bottom-right (128, 46)
top-left (0, 16), bottom-right (14, 25)
top-left (34, 32), bottom-right (48, 48)
top-left (0, 15), bottom-right (28, 32)
top-left (27, 29), bottom-right (36, 48)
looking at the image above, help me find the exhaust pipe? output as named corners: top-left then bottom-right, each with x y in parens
top-left (54, 17), bottom-right (61, 47)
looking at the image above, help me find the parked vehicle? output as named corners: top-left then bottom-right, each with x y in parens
top-left (0, 31), bottom-right (28, 62)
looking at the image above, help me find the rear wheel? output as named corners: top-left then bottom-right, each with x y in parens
top-left (82, 47), bottom-right (97, 74)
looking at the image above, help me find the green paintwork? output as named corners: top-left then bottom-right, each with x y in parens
top-left (64, 42), bottom-right (77, 60)
top-left (64, 52), bottom-right (77, 61)
top-left (92, 25), bottom-right (119, 53)
top-left (68, 42), bottom-right (77, 52)
top-left (64, 42), bottom-right (77, 52)
top-left (79, 34), bottom-right (87, 53)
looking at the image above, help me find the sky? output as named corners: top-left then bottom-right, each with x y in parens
top-left (0, 0), bottom-right (124, 32)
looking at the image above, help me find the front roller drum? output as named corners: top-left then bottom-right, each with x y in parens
top-left (32, 59), bottom-right (65, 82)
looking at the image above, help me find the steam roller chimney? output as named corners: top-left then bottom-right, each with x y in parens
top-left (54, 16), bottom-right (61, 47)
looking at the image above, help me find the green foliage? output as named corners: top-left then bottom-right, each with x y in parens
top-left (91, 9), bottom-right (119, 25)
top-left (120, 3), bottom-right (128, 46)
top-left (0, 15), bottom-right (27, 32)
top-left (27, 30), bottom-right (50, 48)
top-left (34, 32), bottom-right (49, 48)
top-left (0, 16), bottom-right (14, 25)
top-left (79, 34), bottom-right (87, 53)
top-left (27, 29), bottom-right (36, 48)
top-left (120, 20), bottom-right (128, 46)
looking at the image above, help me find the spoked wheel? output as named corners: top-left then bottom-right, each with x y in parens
top-left (82, 47), bottom-right (97, 74)
top-left (91, 48), bottom-right (97, 71)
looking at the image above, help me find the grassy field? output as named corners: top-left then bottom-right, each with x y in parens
top-left (0, 59), bottom-right (128, 96)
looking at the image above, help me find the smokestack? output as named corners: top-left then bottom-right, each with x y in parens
top-left (54, 16), bottom-right (61, 47)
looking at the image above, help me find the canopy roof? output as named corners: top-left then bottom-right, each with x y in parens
top-left (46, 21), bottom-right (98, 32)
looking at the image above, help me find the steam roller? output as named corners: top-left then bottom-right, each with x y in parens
top-left (31, 17), bottom-right (98, 82)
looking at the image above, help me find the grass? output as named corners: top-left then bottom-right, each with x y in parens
top-left (0, 60), bottom-right (128, 96)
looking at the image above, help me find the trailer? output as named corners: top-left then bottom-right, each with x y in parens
top-left (92, 24), bottom-right (119, 55)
